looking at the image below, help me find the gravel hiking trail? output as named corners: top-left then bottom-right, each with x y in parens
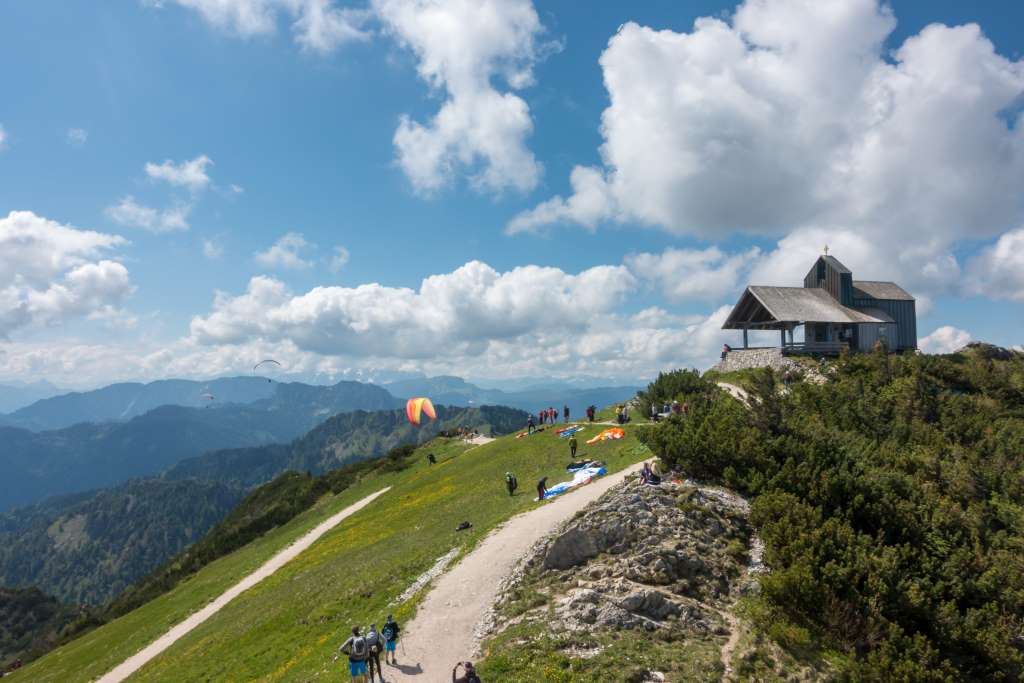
top-left (387, 462), bottom-right (647, 681)
top-left (96, 487), bottom-right (391, 683)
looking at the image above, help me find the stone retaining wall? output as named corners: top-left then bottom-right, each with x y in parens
top-left (713, 347), bottom-right (798, 373)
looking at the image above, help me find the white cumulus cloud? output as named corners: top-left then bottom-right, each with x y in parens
top-left (254, 232), bottom-right (314, 269)
top-left (626, 246), bottom-right (761, 303)
top-left (508, 0), bottom-right (1024, 266)
top-left (145, 154), bottom-right (213, 191)
top-left (374, 0), bottom-right (548, 194)
top-left (106, 196), bottom-right (192, 233)
top-left (965, 228), bottom-right (1024, 302)
top-left (0, 211), bottom-right (134, 337)
top-left (920, 326), bottom-right (972, 354)
top-left (190, 260), bottom-right (637, 358)
top-left (150, 0), bottom-right (369, 53)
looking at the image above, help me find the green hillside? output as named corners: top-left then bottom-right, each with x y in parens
top-left (0, 480), bottom-right (242, 606)
top-left (164, 404), bottom-right (527, 488)
top-left (13, 419), bottom-right (650, 682)
top-left (636, 346), bottom-right (1024, 679)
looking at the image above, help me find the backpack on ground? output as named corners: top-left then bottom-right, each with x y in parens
top-left (351, 636), bottom-right (368, 660)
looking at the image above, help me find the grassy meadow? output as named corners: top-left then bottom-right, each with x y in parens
top-left (15, 420), bottom-right (650, 682)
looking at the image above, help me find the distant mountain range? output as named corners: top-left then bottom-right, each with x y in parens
top-left (2, 377), bottom-right (280, 431)
top-left (0, 380), bottom-right (63, 414)
top-left (0, 381), bottom-right (397, 511)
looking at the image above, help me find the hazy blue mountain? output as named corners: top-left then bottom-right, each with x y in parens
top-left (383, 375), bottom-right (639, 419)
top-left (165, 404), bottom-right (528, 489)
top-left (4, 376), bottom-right (279, 431)
top-left (0, 380), bottom-right (63, 414)
top-left (0, 381), bottom-right (399, 510)
top-left (0, 479), bottom-right (243, 605)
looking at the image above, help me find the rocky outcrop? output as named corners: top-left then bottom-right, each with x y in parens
top-left (493, 477), bottom-right (757, 641)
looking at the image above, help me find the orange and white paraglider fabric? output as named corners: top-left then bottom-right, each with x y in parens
top-left (405, 397), bottom-right (437, 426)
top-left (585, 427), bottom-right (624, 445)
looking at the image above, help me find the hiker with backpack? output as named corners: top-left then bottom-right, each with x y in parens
top-left (505, 472), bottom-right (518, 497)
top-left (340, 626), bottom-right (370, 682)
top-left (365, 623), bottom-right (386, 683)
top-left (453, 661), bottom-right (482, 683)
top-left (381, 615), bottom-right (400, 665)
top-left (568, 434), bottom-right (578, 459)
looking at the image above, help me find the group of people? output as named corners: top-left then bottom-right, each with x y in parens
top-left (585, 405), bottom-right (596, 422)
top-left (339, 616), bottom-right (401, 683)
top-left (649, 400), bottom-right (688, 422)
top-left (615, 404), bottom-right (631, 425)
top-left (536, 405), bottom-right (569, 425)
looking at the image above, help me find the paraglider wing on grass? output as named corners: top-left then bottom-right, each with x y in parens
top-left (585, 428), bottom-right (624, 445)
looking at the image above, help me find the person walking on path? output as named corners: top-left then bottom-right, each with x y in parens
top-left (568, 434), bottom-right (578, 459)
top-left (536, 477), bottom-right (548, 501)
top-left (505, 472), bottom-right (518, 497)
top-left (381, 616), bottom-right (400, 666)
top-left (340, 626), bottom-right (370, 683)
top-left (563, 405), bottom-right (570, 422)
top-left (453, 661), bottom-right (482, 682)
top-left (365, 623), bottom-right (386, 683)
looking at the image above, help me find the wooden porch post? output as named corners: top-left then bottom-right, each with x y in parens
top-left (780, 328), bottom-right (786, 347)
top-left (743, 326), bottom-right (749, 349)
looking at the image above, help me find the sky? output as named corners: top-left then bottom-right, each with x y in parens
top-left (1, 0), bottom-right (1022, 389)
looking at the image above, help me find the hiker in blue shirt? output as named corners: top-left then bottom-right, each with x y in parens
top-left (381, 615), bottom-right (401, 666)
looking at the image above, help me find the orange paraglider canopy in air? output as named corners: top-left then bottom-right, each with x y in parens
top-left (406, 397), bottom-right (437, 426)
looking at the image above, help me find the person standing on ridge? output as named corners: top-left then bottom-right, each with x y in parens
top-left (505, 472), bottom-right (518, 497)
top-left (527, 414), bottom-right (535, 435)
top-left (381, 615), bottom-right (400, 666)
top-left (569, 434), bottom-right (578, 459)
top-left (339, 626), bottom-right (370, 683)
top-left (563, 404), bottom-right (570, 422)
top-left (365, 623), bottom-right (386, 683)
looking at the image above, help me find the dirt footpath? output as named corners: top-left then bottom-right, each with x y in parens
top-left (96, 487), bottom-right (391, 683)
top-left (386, 462), bottom-right (647, 681)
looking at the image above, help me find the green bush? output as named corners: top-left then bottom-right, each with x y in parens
top-left (638, 348), bottom-right (1024, 679)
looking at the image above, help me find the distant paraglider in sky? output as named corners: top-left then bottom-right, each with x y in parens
top-left (200, 392), bottom-right (215, 408)
top-left (253, 359), bottom-right (282, 383)
top-left (405, 397), bottom-right (436, 426)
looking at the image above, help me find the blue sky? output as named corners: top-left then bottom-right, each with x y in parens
top-left (1, 0), bottom-right (1022, 388)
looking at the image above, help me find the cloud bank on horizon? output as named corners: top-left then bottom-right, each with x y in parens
top-left (2, 0), bottom-right (1022, 388)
